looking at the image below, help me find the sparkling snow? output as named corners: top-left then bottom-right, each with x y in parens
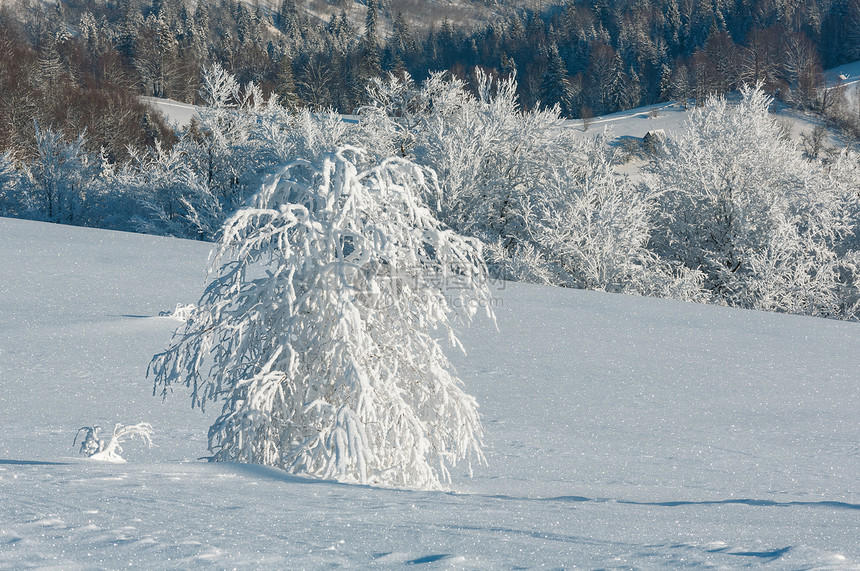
top-left (1, 216), bottom-right (858, 568)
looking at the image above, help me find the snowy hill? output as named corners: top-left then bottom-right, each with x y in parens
top-left (1, 216), bottom-right (859, 568)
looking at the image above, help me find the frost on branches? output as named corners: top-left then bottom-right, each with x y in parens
top-left (151, 148), bottom-right (494, 490)
top-left (648, 86), bottom-right (859, 317)
top-left (359, 70), bottom-right (699, 298)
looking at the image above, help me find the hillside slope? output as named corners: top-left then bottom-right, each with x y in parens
top-left (1, 217), bottom-right (858, 568)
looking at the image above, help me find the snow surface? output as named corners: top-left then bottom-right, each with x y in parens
top-left (142, 97), bottom-right (201, 130)
top-left (1, 216), bottom-right (859, 568)
top-left (562, 102), bottom-right (687, 139)
top-left (826, 60), bottom-right (860, 89)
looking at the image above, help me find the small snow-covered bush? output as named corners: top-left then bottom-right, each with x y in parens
top-left (74, 423), bottom-right (154, 463)
top-left (151, 148), bottom-right (493, 490)
top-left (127, 141), bottom-right (223, 239)
top-left (158, 303), bottom-right (196, 320)
top-left (27, 126), bottom-right (100, 225)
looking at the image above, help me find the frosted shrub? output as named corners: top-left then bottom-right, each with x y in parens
top-left (74, 423), bottom-right (154, 463)
top-left (413, 70), bottom-right (562, 238)
top-left (356, 71), bottom-right (468, 161)
top-left (648, 86), bottom-right (859, 317)
top-left (194, 65), bottom-right (267, 212)
top-left (505, 134), bottom-right (704, 297)
top-left (361, 71), bottom-right (684, 297)
top-left (190, 66), bottom-right (358, 225)
top-left (285, 108), bottom-right (351, 163)
top-left (128, 141), bottom-right (222, 239)
top-left (151, 148), bottom-right (493, 490)
top-left (28, 126), bottom-right (99, 225)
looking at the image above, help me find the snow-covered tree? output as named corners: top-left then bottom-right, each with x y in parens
top-left (279, 108), bottom-right (351, 164)
top-left (617, 66), bottom-right (642, 111)
top-left (151, 148), bottom-right (493, 490)
top-left (500, 133), bottom-right (703, 297)
top-left (410, 70), bottom-right (568, 245)
top-left (648, 86), bottom-right (858, 317)
top-left (194, 64), bottom-right (268, 210)
top-left (127, 141), bottom-right (222, 239)
top-left (358, 72), bottom-right (427, 159)
top-left (27, 126), bottom-right (99, 225)
top-left (0, 152), bottom-right (31, 217)
top-left (372, 70), bottom-right (688, 297)
top-left (540, 43), bottom-right (571, 114)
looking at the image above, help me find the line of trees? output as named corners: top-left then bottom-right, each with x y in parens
top-left (360, 72), bottom-right (860, 318)
top-left (2, 65), bottom-right (858, 320)
top-left (2, 0), bottom-right (860, 147)
top-left (0, 9), bottom-right (172, 163)
top-left (2, 0), bottom-right (860, 214)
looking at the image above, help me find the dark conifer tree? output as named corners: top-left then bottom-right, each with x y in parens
top-left (659, 63), bottom-right (673, 100)
top-left (540, 43), bottom-right (571, 114)
top-left (275, 55), bottom-right (300, 109)
top-left (618, 66), bottom-right (642, 110)
top-left (360, 0), bottom-right (381, 78)
top-left (500, 51), bottom-right (517, 77)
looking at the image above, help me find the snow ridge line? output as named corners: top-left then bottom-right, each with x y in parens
top-left (475, 493), bottom-right (860, 510)
top-left (618, 498), bottom-right (860, 510)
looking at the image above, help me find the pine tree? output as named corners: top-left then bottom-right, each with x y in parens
top-left (361, 0), bottom-right (382, 79)
top-left (275, 55), bottom-right (300, 109)
top-left (277, 0), bottom-right (300, 39)
top-left (540, 43), bottom-right (570, 114)
top-left (671, 63), bottom-right (693, 108)
top-left (659, 63), bottom-right (673, 101)
top-left (618, 66), bottom-right (642, 110)
top-left (500, 51), bottom-right (517, 77)
top-left (117, 2), bottom-right (143, 59)
top-left (610, 51), bottom-right (626, 111)
top-left (46, 0), bottom-right (68, 43)
top-left (37, 38), bottom-right (64, 90)
top-left (194, 0), bottom-right (210, 34)
top-left (586, 42), bottom-right (619, 114)
top-left (664, 0), bottom-right (682, 50)
top-left (79, 11), bottom-right (99, 55)
top-left (390, 11), bottom-right (413, 68)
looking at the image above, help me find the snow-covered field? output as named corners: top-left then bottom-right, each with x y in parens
top-left (2, 216), bottom-right (859, 568)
